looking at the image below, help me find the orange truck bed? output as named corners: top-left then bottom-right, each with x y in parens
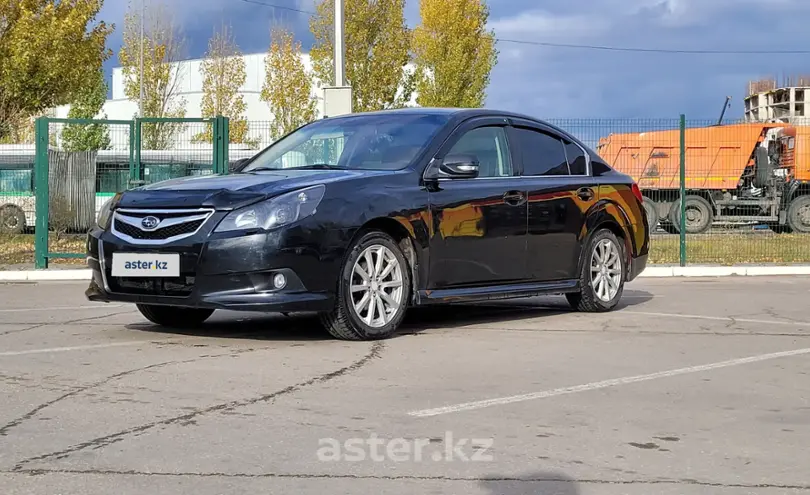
top-left (596, 123), bottom-right (783, 190)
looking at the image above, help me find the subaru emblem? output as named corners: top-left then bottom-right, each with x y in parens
top-left (141, 216), bottom-right (160, 230)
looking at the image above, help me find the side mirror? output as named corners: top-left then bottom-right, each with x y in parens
top-left (425, 154), bottom-right (479, 180)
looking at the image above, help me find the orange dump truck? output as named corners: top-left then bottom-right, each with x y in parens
top-left (596, 123), bottom-right (810, 233)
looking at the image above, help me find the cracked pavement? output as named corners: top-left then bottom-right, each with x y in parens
top-left (1, 277), bottom-right (809, 494)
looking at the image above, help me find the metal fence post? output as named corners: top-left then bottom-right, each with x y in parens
top-left (34, 117), bottom-right (49, 269)
top-left (128, 120), bottom-right (136, 181)
top-left (212, 117), bottom-right (221, 174)
top-left (679, 114), bottom-right (687, 267)
top-left (133, 118), bottom-right (142, 184)
top-left (222, 116), bottom-right (229, 175)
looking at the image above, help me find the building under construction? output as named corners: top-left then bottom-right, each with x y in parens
top-left (744, 76), bottom-right (810, 125)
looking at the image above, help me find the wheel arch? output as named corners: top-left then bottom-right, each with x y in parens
top-left (349, 216), bottom-right (423, 305)
top-left (580, 201), bottom-right (635, 280)
top-left (787, 180), bottom-right (810, 203)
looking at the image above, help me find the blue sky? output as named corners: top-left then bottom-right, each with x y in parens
top-left (99, 0), bottom-right (810, 119)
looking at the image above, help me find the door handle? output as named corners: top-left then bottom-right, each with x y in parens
top-left (576, 187), bottom-right (595, 201)
top-left (503, 190), bottom-right (526, 206)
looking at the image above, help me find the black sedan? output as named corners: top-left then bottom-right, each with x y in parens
top-left (86, 108), bottom-right (649, 340)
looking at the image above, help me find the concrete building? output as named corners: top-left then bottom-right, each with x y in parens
top-left (54, 52), bottom-right (417, 150)
top-left (744, 77), bottom-right (810, 125)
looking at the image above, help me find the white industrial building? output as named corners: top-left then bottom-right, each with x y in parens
top-left (54, 52), bottom-right (418, 150)
top-left (744, 77), bottom-right (810, 126)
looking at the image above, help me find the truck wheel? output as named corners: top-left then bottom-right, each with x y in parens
top-left (0, 205), bottom-right (26, 235)
top-left (787, 195), bottom-right (810, 233)
top-left (670, 195), bottom-right (713, 234)
top-left (641, 196), bottom-right (659, 232)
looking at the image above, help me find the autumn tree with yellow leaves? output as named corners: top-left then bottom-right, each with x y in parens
top-left (309, 0), bottom-right (412, 112)
top-left (411, 0), bottom-right (497, 108)
top-left (194, 24), bottom-right (254, 146)
top-left (118, 0), bottom-right (187, 149)
top-left (0, 0), bottom-right (112, 142)
top-left (261, 27), bottom-right (317, 140)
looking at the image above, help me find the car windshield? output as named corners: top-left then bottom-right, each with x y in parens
top-left (241, 113), bottom-right (449, 173)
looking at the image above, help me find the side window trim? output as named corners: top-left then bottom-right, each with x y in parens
top-left (509, 118), bottom-right (592, 177)
top-left (428, 118), bottom-right (518, 180)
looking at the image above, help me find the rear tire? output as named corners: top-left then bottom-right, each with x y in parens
top-left (136, 304), bottom-right (214, 328)
top-left (320, 231), bottom-right (411, 341)
top-left (566, 229), bottom-right (626, 312)
top-left (670, 195), bottom-right (713, 234)
top-left (641, 196), bottom-right (659, 233)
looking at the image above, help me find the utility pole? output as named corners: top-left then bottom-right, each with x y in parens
top-left (138, 0), bottom-right (144, 117)
top-left (322, 0), bottom-right (352, 117)
top-left (334, 0), bottom-right (345, 87)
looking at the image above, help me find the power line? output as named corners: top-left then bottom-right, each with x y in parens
top-left (495, 38), bottom-right (810, 55)
top-left (236, 0), bottom-right (810, 55)
top-left (236, 0), bottom-right (316, 15)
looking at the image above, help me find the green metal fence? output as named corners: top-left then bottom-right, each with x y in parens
top-left (1, 115), bottom-right (809, 269)
top-left (23, 116), bottom-right (230, 268)
top-left (547, 116), bottom-right (810, 266)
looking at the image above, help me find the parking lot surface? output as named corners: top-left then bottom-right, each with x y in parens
top-left (1, 277), bottom-right (809, 494)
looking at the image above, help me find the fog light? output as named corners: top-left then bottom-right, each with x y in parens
top-left (273, 273), bottom-right (287, 290)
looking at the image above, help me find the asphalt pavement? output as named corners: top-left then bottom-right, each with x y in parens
top-left (1, 277), bottom-right (809, 494)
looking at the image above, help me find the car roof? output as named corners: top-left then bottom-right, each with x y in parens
top-left (324, 107), bottom-right (553, 126)
top-left (319, 107), bottom-right (594, 155)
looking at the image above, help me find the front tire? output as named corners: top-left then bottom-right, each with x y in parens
top-left (136, 304), bottom-right (214, 328)
top-left (320, 231), bottom-right (411, 341)
top-left (566, 229), bottom-right (626, 312)
top-left (787, 195), bottom-right (810, 233)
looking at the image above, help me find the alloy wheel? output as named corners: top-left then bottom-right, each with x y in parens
top-left (590, 238), bottom-right (622, 302)
top-left (350, 244), bottom-right (405, 328)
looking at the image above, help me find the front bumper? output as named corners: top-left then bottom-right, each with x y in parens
top-left (85, 224), bottom-right (338, 313)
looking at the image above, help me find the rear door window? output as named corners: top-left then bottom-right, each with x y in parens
top-left (513, 127), bottom-right (570, 176)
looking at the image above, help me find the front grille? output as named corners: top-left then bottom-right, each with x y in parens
top-left (114, 218), bottom-right (204, 240)
top-left (109, 275), bottom-right (196, 297)
top-left (111, 209), bottom-right (213, 244)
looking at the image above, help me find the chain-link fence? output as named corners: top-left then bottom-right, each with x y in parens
top-left (2, 114), bottom-right (810, 268)
top-left (564, 117), bottom-right (810, 265)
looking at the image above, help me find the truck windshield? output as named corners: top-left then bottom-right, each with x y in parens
top-left (241, 113), bottom-right (449, 173)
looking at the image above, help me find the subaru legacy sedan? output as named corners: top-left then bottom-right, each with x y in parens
top-left (86, 108), bottom-right (649, 340)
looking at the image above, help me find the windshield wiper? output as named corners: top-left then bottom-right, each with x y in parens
top-left (246, 164), bottom-right (346, 173)
top-left (286, 164), bottom-right (347, 170)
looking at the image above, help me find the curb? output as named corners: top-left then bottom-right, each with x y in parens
top-left (637, 266), bottom-right (810, 278)
top-left (0, 269), bottom-right (93, 282)
top-left (3, 266), bottom-right (810, 282)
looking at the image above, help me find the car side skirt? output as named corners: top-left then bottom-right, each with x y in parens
top-left (416, 279), bottom-right (579, 305)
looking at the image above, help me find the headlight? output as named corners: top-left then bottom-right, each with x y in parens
top-left (214, 185), bottom-right (326, 233)
top-left (96, 195), bottom-right (118, 230)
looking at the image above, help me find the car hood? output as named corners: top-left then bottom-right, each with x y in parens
top-left (115, 169), bottom-right (375, 210)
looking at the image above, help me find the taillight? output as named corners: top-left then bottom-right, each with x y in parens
top-left (631, 183), bottom-right (643, 203)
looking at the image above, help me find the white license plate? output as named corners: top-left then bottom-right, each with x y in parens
top-left (111, 253), bottom-right (180, 277)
